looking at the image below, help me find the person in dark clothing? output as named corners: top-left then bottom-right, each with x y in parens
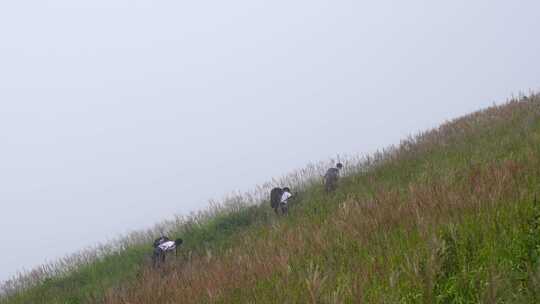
top-left (324, 163), bottom-right (343, 192)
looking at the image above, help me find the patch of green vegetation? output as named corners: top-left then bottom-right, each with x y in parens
top-left (3, 96), bottom-right (540, 303)
top-left (1, 192), bottom-right (277, 304)
top-left (3, 245), bottom-right (147, 304)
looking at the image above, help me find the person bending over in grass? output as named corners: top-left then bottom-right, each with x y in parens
top-left (324, 163), bottom-right (343, 192)
top-left (153, 235), bottom-right (170, 248)
top-left (270, 187), bottom-right (294, 215)
top-left (152, 237), bottom-right (183, 267)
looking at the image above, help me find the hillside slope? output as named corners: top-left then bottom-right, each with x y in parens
top-left (2, 94), bottom-right (540, 303)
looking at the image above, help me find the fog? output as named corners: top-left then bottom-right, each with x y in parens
top-left (1, 0), bottom-right (539, 282)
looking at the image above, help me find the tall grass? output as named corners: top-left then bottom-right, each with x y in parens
top-left (102, 94), bottom-right (540, 303)
top-left (2, 93), bottom-right (539, 303)
top-left (0, 145), bottom-right (356, 303)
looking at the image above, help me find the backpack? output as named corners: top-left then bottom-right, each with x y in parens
top-left (270, 187), bottom-right (284, 209)
top-left (325, 168), bottom-right (339, 182)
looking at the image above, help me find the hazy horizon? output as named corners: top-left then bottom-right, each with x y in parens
top-left (1, 0), bottom-right (539, 282)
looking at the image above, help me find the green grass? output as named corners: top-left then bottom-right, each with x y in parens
top-left (2, 94), bottom-right (540, 303)
top-left (1, 204), bottom-right (276, 304)
top-left (2, 246), bottom-right (147, 304)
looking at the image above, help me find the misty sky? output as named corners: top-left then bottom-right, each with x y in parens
top-left (1, 0), bottom-right (539, 282)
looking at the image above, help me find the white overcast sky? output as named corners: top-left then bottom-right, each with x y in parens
top-left (1, 0), bottom-right (539, 282)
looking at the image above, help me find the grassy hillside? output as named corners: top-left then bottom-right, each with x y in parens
top-left (2, 94), bottom-right (540, 303)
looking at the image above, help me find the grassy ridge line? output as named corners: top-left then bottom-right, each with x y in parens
top-left (101, 95), bottom-right (540, 303)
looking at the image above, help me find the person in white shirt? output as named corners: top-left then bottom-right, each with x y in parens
top-left (153, 235), bottom-right (170, 248)
top-left (278, 187), bottom-right (293, 215)
top-left (152, 237), bottom-right (183, 267)
top-left (158, 240), bottom-right (177, 251)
